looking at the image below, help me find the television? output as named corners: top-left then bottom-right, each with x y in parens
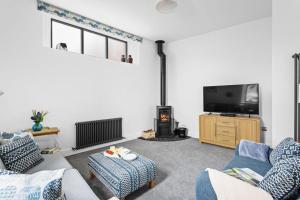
top-left (203, 84), bottom-right (259, 115)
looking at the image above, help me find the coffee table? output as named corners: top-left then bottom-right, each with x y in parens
top-left (88, 151), bottom-right (157, 200)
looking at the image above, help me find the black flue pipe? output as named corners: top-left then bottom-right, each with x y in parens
top-left (156, 40), bottom-right (166, 106)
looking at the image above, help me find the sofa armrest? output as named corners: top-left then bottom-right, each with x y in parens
top-left (195, 171), bottom-right (217, 200)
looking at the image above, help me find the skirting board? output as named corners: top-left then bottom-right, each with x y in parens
top-left (61, 138), bottom-right (133, 157)
top-left (61, 135), bottom-right (199, 157)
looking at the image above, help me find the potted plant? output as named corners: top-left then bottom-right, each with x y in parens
top-left (31, 110), bottom-right (48, 132)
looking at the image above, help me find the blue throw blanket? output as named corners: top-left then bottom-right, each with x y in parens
top-left (238, 140), bottom-right (270, 162)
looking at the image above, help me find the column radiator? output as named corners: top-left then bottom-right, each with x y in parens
top-left (74, 118), bottom-right (123, 150)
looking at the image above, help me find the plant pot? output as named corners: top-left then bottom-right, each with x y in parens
top-left (32, 123), bottom-right (43, 132)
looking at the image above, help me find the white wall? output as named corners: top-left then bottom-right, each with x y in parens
top-left (167, 18), bottom-right (272, 145)
top-left (272, 0), bottom-right (300, 145)
top-left (0, 0), bottom-right (159, 150)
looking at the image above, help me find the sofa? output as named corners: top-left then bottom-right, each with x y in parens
top-left (22, 153), bottom-right (99, 200)
top-left (196, 145), bottom-right (300, 200)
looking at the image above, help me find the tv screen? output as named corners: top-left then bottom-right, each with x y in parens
top-left (203, 84), bottom-right (259, 114)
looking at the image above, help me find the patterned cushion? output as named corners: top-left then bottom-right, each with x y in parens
top-left (259, 157), bottom-right (300, 200)
top-left (0, 169), bottom-right (65, 200)
top-left (0, 169), bottom-right (18, 175)
top-left (0, 135), bottom-right (44, 173)
top-left (269, 137), bottom-right (300, 165)
top-left (0, 131), bottom-right (34, 145)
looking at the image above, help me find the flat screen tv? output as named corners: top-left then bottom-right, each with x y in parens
top-left (203, 84), bottom-right (259, 115)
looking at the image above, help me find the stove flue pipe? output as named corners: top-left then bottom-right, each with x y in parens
top-left (156, 40), bottom-right (166, 106)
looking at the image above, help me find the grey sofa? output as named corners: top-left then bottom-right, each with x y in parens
top-left (26, 153), bottom-right (99, 200)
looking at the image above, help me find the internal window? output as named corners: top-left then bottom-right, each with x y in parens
top-left (51, 19), bottom-right (127, 62)
top-left (108, 38), bottom-right (127, 61)
top-left (51, 21), bottom-right (81, 53)
top-left (84, 30), bottom-right (106, 58)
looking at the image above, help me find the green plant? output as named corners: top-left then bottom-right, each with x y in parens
top-left (31, 110), bottom-right (48, 124)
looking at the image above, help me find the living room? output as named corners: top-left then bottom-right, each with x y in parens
top-left (0, 0), bottom-right (299, 200)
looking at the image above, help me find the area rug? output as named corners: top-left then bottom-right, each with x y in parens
top-left (66, 138), bottom-right (234, 200)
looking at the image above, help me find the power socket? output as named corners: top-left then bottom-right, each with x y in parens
top-left (261, 127), bottom-right (267, 132)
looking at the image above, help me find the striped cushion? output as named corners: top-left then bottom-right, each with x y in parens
top-left (88, 152), bottom-right (156, 198)
top-left (0, 135), bottom-right (44, 173)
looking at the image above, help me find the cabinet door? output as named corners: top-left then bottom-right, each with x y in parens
top-left (200, 116), bottom-right (216, 143)
top-left (236, 119), bottom-right (260, 144)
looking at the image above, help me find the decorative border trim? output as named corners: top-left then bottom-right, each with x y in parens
top-left (37, 0), bottom-right (143, 43)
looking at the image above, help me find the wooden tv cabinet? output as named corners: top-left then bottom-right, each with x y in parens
top-left (199, 114), bottom-right (260, 148)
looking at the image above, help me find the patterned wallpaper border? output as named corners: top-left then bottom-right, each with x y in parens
top-left (37, 0), bottom-right (143, 43)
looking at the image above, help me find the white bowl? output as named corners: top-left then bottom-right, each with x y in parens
top-left (122, 153), bottom-right (137, 161)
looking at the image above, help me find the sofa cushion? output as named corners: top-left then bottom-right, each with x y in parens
top-left (224, 155), bottom-right (272, 176)
top-left (0, 169), bottom-right (65, 200)
top-left (0, 131), bottom-right (34, 145)
top-left (63, 169), bottom-right (99, 200)
top-left (0, 158), bottom-right (5, 170)
top-left (0, 135), bottom-right (44, 173)
top-left (259, 157), bottom-right (300, 200)
top-left (27, 154), bottom-right (99, 200)
top-left (26, 153), bottom-right (72, 174)
top-left (0, 169), bottom-right (18, 175)
top-left (238, 140), bottom-right (270, 162)
top-left (208, 168), bottom-right (273, 200)
top-left (269, 137), bottom-right (300, 165)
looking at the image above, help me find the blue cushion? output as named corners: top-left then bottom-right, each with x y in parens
top-left (259, 157), bottom-right (300, 200)
top-left (0, 135), bottom-right (44, 173)
top-left (269, 137), bottom-right (300, 165)
top-left (239, 140), bottom-right (270, 162)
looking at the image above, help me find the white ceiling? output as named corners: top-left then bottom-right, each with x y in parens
top-left (43, 0), bottom-right (272, 42)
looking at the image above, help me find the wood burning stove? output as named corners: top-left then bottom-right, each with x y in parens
top-left (156, 106), bottom-right (174, 138)
top-left (155, 40), bottom-right (175, 138)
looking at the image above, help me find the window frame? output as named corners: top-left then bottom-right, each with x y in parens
top-left (51, 18), bottom-right (128, 60)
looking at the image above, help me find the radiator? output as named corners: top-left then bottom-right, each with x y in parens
top-left (74, 118), bottom-right (123, 150)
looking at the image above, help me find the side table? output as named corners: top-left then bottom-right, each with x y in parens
top-left (27, 127), bottom-right (60, 152)
top-left (27, 127), bottom-right (60, 137)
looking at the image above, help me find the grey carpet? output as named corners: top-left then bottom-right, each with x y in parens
top-left (66, 138), bottom-right (234, 200)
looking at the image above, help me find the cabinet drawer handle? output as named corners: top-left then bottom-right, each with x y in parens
top-left (219, 138), bottom-right (233, 143)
